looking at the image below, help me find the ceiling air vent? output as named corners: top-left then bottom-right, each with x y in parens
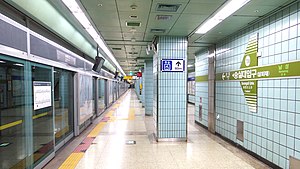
top-left (112, 47), bottom-right (122, 50)
top-left (126, 22), bottom-right (141, 27)
top-left (156, 4), bottom-right (181, 12)
top-left (128, 52), bottom-right (138, 55)
top-left (156, 15), bottom-right (172, 21)
top-left (129, 15), bottom-right (138, 19)
top-left (151, 29), bottom-right (166, 33)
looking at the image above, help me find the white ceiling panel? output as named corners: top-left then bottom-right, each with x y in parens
top-left (77, 0), bottom-right (294, 73)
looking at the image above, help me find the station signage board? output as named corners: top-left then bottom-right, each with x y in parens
top-left (161, 59), bottom-right (185, 72)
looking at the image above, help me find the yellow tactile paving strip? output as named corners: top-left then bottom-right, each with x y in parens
top-left (87, 122), bottom-right (106, 138)
top-left (58, 153), bottom-right (84, 169)
top-left (58, 91), bottom-right (131, 169)
top-left (129, 108), bottom-right (135, 120)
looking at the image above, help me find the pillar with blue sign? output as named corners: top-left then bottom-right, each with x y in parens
top-left (153, 36), bottom-right (187, 141)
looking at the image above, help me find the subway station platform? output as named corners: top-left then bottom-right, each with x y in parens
top-left (45, 90), bottom-right (268, 169)
top-left (1, 1), bottom-right (300, 168)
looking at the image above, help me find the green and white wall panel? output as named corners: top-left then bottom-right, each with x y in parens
top-left (144, 60), bottom-right (153, 115)
top-left (211, 3), bottom-right (300, 169)
top-left (195, 50), bottom-right (209, 127)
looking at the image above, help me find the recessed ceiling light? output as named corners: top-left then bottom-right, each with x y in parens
top-left (131, 38), bottom-right (136, 42)
top-left (97, 3), bottom-right (103, 7)
top-left (195, 0), bottom-right (250, 34)
top-left (126, 22), bottom-right (141, 27)
top-left (130, 28), bottom-right (136, 32)
top-left (130, 4), bottom-right (137, 10)
top-left (254, 10), bottom-right (259, 13)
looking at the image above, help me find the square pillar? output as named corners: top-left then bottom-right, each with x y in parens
top-left (144, 60), bottom-right (153, 115)
top-left (153, 36), bottom-right (188, 141)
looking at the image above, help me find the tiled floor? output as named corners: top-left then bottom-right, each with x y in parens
top-left (45, 89), bottom-right (270, 169)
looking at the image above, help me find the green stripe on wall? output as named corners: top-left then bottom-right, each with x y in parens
top-left (216, 60), bottom-right (300, 81)
top-left (195, 75), bottom-right (208, 82)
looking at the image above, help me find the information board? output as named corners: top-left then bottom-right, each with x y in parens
top-left (33, 81), bottom-right (52, 110)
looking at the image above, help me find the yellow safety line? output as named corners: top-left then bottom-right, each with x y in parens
top-left (128, 108), bottom-right (135, 120)
top-left (106, 110), bottom-right (114, 117)
top-left (58, 153), bottom-right (84, 169)
top-left (32, 112), bottom-right (48, 120)
top-left (87, 122), bottom-right (106, 138)
top-left (59, 91), bottom-right (132, 168)
top-left (0, 120), bottom-right (23, 131)
top-left (108, 116), bottom-right (116, 122)
top-left (115, 108), bottom-right (135, 121)
top-left (113, 104), bottom-right (120, 109)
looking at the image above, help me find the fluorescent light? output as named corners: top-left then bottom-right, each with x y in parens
top-left (207, 53), bottom-right (214, 58)
top-left (13, 63), bottom-right (24, 67)
top-left (62, 0), bottom-right (125, 76)
top-left (196, 0), bottom-right (250, 34)
top-left (0, 60), bottom-right (6, 63)
top-left (216, 48), bottom-right (231, 54)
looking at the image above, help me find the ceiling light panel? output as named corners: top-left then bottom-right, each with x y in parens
top-left (61, 0), bottom-right (125, 75)
top-left (126, 22), bottom-right (141, 27)
top-left (195, 0), bottom-right (250, 34)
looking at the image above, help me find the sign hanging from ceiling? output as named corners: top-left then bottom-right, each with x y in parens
top-left (161, 59), bottom-right (185, 72)
top-left (123, 76), bottom-right (133, 80)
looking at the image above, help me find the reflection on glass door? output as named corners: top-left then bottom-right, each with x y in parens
top-left (54, 68), bottom-right (74, 144)
top-left (31, 64), bottom-right (54, 165)
top-left (97, 79), bottom-right (106, 115)
top-left (113, 82), bottom-right (116, 102)
top-left (0, 56), bottom-right (26, 169)
top-left (108, 81), bottom-right (113, 105)
top-left (92, 78), bottom-right (96, 116)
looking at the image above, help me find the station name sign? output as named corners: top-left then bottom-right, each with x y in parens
top-left (216, 61), bottom-right (299, 81)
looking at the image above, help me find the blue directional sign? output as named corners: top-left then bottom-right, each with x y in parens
top-left (161, 59), bottom-right (185, 72)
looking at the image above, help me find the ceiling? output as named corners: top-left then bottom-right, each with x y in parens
top-left (78, 0), bottom-right (294, 74)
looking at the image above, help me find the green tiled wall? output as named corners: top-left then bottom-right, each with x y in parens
top-left (195, 50), bottom-right (209, 127)
top-left (144, 60), bottom-right (153, 115)
top-left (212, 3), bottom-right (300, 169)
